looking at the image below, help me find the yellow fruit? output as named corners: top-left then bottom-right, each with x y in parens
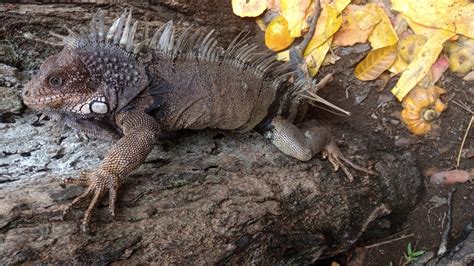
top-left (448, 47), bottom-right (474, 74)
top-left (401, 86), bottom-right (447, 136)
top-left (397, 34), bottom-right (427, 63)
top-left (444, 40), bottom-right (461, 54)
top-left (232, 0), bottom-right (267, 17)
top-left (449, 47), bottom-right (474, 73)
top-left (457, 36), bottom-right (474, 47)
top-left (265, 16), bottom-right (295, 51)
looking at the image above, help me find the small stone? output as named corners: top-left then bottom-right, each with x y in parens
top-left (389, 110), bottom-right (401, 119)
top-left (394, 136), bottom-right (422, 147)
top-left (437, 144), bottom-right (450, 154)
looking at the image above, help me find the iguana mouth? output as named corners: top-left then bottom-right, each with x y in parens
top-left (22, 89), bottom-right (86, 111)
top-left (22, 92), bottom-right (66, 109)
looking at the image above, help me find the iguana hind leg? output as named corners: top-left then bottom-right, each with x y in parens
top-left (263, 116), bottom-right (375, 181)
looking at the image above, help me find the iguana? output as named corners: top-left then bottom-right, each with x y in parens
top-left (22, 9), bottom-right (374, 231)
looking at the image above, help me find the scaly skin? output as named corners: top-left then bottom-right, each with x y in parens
top-left (23, 9), bottom-right (374, 232)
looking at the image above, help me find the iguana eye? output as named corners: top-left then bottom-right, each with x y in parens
top-left (49, 76), bottom-right (62, 87)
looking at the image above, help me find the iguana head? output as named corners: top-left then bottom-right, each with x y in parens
top-left (23, 9), bottom-right (148, 119)
top-left (23, 48), bottom-right (108, 117)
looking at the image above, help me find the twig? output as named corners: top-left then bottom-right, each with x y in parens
top-left (437, 188), bottom-right (456, 257)
top-left (301, 90), bottom-right (352, 116)
top-left (315, 73), bottom-right (334, 89)
top-left (456, 115), bottom-right (473, 168)
top-left (452, 100), bottom-right (473, 114)
top-left (452, 100), bottom-right (473, 168)
top-left (364, 233), bottom-right (415, 249)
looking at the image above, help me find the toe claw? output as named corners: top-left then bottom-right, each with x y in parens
top-left (80, 186), bottom-right (104, 231)
top-left (324, 140), bottom-right (375, 181)
top-left (61, 170), bottom-right (121, 231)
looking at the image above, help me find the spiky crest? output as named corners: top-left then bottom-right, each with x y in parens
top-left (65, 9), bottom-right (289, 79)
top-left (61, 9), bottom-right (346, 118)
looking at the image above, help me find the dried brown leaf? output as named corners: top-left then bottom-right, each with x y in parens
top-left (355, 45), bottom-right (397, 81)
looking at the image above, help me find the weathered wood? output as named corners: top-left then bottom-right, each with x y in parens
top-left (0, 124), bottom-right (423, 264)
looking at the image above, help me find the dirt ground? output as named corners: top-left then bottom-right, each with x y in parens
top-left (0, 1), bottom-right (472, 265)
top-left (315, 63), bottom-right (474, 264)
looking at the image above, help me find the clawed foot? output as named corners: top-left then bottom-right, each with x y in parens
top-left (60, 170), bottom-right (120, 232)
top-left (322, 140), bottom-right (376, 181)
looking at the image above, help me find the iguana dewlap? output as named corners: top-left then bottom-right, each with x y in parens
top-left (22, 9), bottom-right (373, 232)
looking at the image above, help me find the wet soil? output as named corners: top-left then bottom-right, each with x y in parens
top-left (0, 1), bottom-right (472, 265)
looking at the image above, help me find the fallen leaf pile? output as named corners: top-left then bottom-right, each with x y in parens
top-left (231, 0), bottom-right (474, 136)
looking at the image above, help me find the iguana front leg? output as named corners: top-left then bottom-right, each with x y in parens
top-left (264, 116), bottom-right (375, 181)
top-left (61, 111), bottom-right (159, 232)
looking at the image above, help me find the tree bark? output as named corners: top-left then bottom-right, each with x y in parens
top-left (0, 127), bottom-right (422, 264)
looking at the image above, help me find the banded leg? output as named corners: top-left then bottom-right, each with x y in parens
top-left (263, 116), bottom-right (375, 180)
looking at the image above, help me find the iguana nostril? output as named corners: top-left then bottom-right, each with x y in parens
top-left (23, 90), bottom-right (31, 97)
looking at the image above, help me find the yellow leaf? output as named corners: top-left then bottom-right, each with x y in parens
top-left (306, 37), bottom-right (333, 76)
top-left (256, 18), bottom-right (266, 31)
top-left (265, 15), bottom-right (295, 51)
top-left (276, 50), bottom-right (290, 61)
top-left (355, 45), bottom-right (398, 81)
top-left (322, 52), bottom-right (341, 66)
top-left (302, 0), bottom-right (350, 32)
top-left (391, 29), bottom-right (455, 101)
top-left (232, 0), bottom-right (267, 17)
top-left (391, 0), bottom-right (474, 38)
top-left (368, 5), bottom-right (398, 49)
top-left (276, 3), bottom-right (345, 75)
top-left (454, 4), bottom-right (474, 39)
top-left (303, 4), bottom-right (342, 76)
top-left (280, 0), bottom-right (311, 38)
top-left (388, 54), bottom-right (409, 74)
top-left (402, 15), bottom-right (438, 39)
top-left (333, 4), bottom-right (380, 47)
top-left (304, 5), bottom-right (342, 55)
top-left (321, 0), bottom-right (351, 13)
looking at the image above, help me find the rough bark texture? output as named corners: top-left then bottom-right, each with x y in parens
top-left (1, 116), bottom-right (422, 264)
